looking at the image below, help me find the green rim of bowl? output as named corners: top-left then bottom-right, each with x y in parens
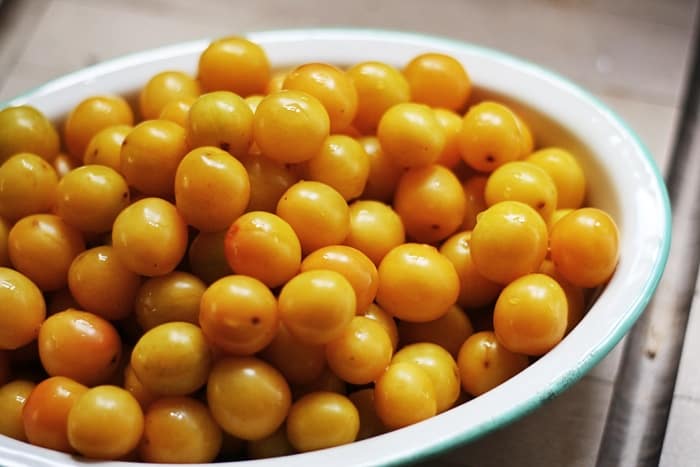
top-left (0, 28), bottom-right (673, 466)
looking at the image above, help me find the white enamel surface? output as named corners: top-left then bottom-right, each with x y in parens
top-left (0, 29), bottom-right (670, 467)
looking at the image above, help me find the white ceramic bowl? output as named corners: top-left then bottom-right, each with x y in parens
top-left (0, 29), bottom-right (670, 467)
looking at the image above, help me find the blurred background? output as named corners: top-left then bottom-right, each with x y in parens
top-left (0, 0), bottom-right (697, 465)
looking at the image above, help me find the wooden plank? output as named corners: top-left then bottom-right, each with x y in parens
top-left (660, 275), bottom-right (700, 464)
top-left (0, 0), bottom-right (50, 91)
top-left (661, 397), bottom-right (700, 466)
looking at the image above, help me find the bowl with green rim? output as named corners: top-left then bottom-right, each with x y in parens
top-left (0, 28), bottom-right (671, 466)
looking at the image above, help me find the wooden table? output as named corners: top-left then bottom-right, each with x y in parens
top-left (0, 0), bottom-right (697, 465)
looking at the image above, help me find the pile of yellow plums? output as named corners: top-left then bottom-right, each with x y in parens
top-left (0, 35), bottom-right (619, 463)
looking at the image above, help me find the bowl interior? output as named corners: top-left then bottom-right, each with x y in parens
top-left (0, 29), bottom-right (671, 467)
